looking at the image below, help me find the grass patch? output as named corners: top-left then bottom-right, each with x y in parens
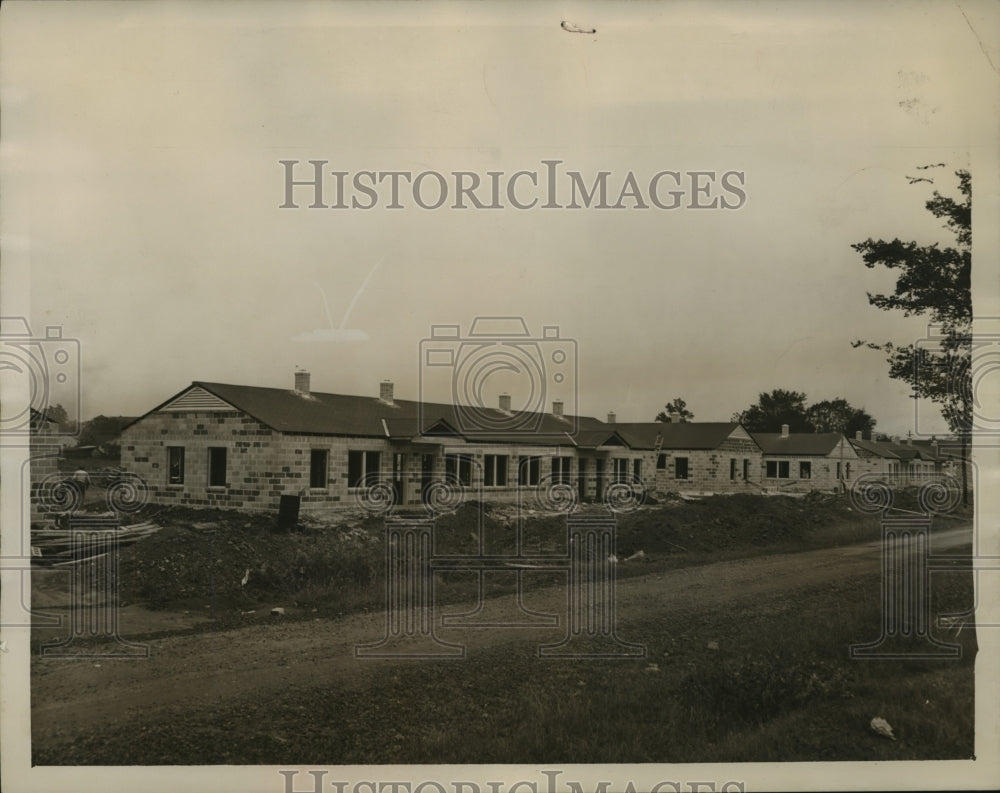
top-left (34, 561), bottom-right (976, 765)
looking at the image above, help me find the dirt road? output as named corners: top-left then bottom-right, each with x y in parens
top-left (31, 525), bottom-right (972, 748)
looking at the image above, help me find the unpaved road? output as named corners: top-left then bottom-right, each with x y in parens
top-left (31, 526), bottom-right (972, 745)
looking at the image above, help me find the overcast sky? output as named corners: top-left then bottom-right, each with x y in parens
top-left (4, 1), bottom-right (999, 437)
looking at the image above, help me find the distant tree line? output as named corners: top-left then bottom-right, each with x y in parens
top-left (656, 391), bottom-right (877, 435)
top-left (45, 405), bottom-right (133, 456)
top-left (733, 390), bottom-right (877, 435)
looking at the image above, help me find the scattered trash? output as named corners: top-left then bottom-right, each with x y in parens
top-left (93, 663), bottom-right (102, 668)
top-left (240, 568), bottom-right (251, 587)
top-left (624, 550), bottom-right (646, 562)
top-left (270, 607), bottom-right (286, 616)
top-left (645, 663), bottom-right (660, 673)
top-left (240, 610), bottom-right (256, 616)
top-left (707, 641), bottom-right (720, 651)
top-left (0, 641), bottom-right (8, 654)
top-left (870, 716), bottom-right (896, 741)
top-left (608, 554), bottom-right (619, 564)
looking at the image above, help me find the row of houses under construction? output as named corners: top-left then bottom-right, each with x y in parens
top-left (111, 372), bottom-right (967, 515)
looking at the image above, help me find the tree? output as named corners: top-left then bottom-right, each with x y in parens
top-left (655, 397), bottom-right (694, 422)
top-left (77, 415), bottom-right (134, 449)
top-left (852, 168), bottom-right (972, 502)
top-left (45, 403), bottom-right (70, 430)
top-left (735, 391), bottom-right (879, 436)
top-left (806, 398), bottom-right (877, 436)
top-left (740, 389), bottom-right (812, 433)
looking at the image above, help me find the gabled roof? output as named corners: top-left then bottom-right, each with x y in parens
top-left (567, 429), bottom-right (631, 449)
top-left (614, 422), bottom-right (753, 451)
top-left (128, 381), bottom-right (614, 447)
top-left (849, 437), bottom-right (944, 462)
top-left (752, 432), bottom-right (847, 456)
top-left (849, 438), bottom-right (903, 459)
top-left (382, 417), bottom-right (463, 440)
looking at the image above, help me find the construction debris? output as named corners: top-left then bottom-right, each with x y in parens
top-left (30, 522), bottom-right (161, 566)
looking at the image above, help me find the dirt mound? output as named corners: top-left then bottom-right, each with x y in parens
top-left (118, 507), bottom-right (383, 610)
top-left (114, 494), bottom-right (888, 610)
top-left (614, 492), bottom-right (866, 557)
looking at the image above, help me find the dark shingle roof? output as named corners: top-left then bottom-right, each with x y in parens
top-left (849, 437), bottom-right (945, 462)
top-left (567, 429), bottom-right (631, 449)
top-left (752, 432), bottom-right (846, 456)
top-left (614, 422), bottom-right (748, 451)
top-left (849, 438), bottom-right (902, 459)
top-left (142, 381), bottom-right (611, 446)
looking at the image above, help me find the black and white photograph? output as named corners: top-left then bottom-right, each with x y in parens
top-left (1, 2), bottom-right (998, 791)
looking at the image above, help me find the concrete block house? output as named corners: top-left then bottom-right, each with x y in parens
top-left (848, 432), bottom-right (951, 484)
top-left (120, 373), bottom-right (639, 515)
top-left (751, 425), bottom-right (859, 493)
top-left (613, 421), bottom-right (764, 496)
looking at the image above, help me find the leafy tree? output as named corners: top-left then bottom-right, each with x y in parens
top-left (655, 397), bottom-right (694, 423)
top-left (740, 389), bottom-right (812, 433)
top-left (806, 399), bottom-right (877, 436)
top-left (735, 391), bottom-right (878, 436)
top-left (44, 403), bottom-right (70, 430)
top-left (852, 168), bottom-right (971, 502)
top-left (77, 415), bottom-right (134, 449)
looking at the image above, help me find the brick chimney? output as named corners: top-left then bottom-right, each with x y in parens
top-left (552, 399), bottom-right (564, 419)
top-left (607, 411), bottom-right (616, 424)
top-left (379, 380), bottom-right (394, 405)
top-left (294, 370), bottom-right (310, 396)
top-left (498, 393), bottom-right (511, 413)
top-left (781, 424), bottom-right (789, 438)
top-left (855, 430), bottom-right (863, 440)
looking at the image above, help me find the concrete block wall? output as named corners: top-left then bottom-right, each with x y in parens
top-left (128, 409), bottom-right (888, 510)
top-left (760, 455), bottom-right (853, 493)
top-left (121, 411), bottom-right (398, 511)
top-left (122, 411), bottom-right (658, 513)
top-left (122, 412), bottom-right (612, 513)
top-left (650, 438), bottom-right (764, 496)
top-left (436, 443), bottom-right (592, 506)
